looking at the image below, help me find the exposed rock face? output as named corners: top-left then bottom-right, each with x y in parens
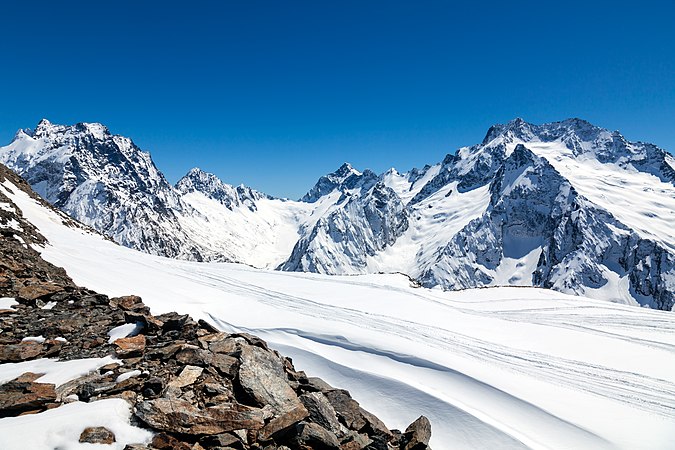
top-left (0, 163), bottom-right (432, 449)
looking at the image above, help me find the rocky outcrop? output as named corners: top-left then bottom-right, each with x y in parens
top-left (0, 163), bottom-right (432, 449)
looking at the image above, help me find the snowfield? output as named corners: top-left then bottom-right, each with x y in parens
top-left (2, 178), bottom-right (675, 449)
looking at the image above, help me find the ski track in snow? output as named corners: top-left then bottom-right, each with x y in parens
top-left (3, 179), bottom-right (675, 449)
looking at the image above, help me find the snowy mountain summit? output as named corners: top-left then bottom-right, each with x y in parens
top-left (2, 118), bottom-right (674, 310)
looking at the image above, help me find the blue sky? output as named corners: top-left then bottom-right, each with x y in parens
top-left (1, 1), bottom-right (673, 199)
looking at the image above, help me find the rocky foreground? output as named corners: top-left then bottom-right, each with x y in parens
top-left (0, 163), bottom-right (431, 449)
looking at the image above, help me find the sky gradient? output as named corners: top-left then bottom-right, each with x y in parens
top-left (1, 1), bottom-right (673, 199)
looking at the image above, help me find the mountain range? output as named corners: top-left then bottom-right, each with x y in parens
top-left (2, 118), bottom-right (674, 310)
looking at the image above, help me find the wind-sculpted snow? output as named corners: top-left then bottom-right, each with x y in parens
top-left (3, 178), bottom-right (675, 449)
top-left (2, 118), bottom-right (675, 309)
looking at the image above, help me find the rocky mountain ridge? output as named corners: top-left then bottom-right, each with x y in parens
top-left (0, 162), bottom-right (431, 449)
top-left (2, 118), bottom-right (674, 310)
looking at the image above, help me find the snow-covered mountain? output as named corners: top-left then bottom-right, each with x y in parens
top-left (2, 118), bottom-right (674, 310)
top-left (2, 162), bottom-right (675, 450)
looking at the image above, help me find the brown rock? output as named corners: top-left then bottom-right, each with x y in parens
top-left (238, 345), bottom-right (303, 414)
top-left (199, 432), bottom-right (241, 448)
top-left (151, 432), bottom-right (191, 449)
top-left (14, 372), bottom-right (43, 383)
top-left (79, 426), bottom-right (116, 444)
top-left (0, 341), bottom-right (44, 362)
top-left (403, 415), bottom-right (431, 450)
top-left (168, 365), bottom-right (203, 388)
top-left (359, 407), bottom-right (393, 441)
top-left (211, 353), bottom-right (239, 378)
top-left (324, 390), bottom-right (367, 431)
top-left (114, 334), bottom-right (146, 358)
top-left (18, 283), bottom-right (62, 300)
top-left (176, 344), bottom-right (212, 366)
top-left (0, 380), bottom-right (57, 417)
top-left (111, 295), bottom-right (146, 311)
top-left (209, 338), bottom-right (240, 355)
top-left (258, 403), bottom-right (309, 442)
top-left (300, 392), bottom-right (346, 438)
top-left (293, 422), bottom-right (341, 449)
top-left (135, 398), bottom-right (265, 435)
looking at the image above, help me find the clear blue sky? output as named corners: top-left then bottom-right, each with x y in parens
top-left (1, 1), bottom-right (673, 199)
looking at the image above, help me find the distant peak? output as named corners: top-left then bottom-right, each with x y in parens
top-left (336, 162), bottom-right (358, 175)
top-left (187, 167), bottom-right (208, 176)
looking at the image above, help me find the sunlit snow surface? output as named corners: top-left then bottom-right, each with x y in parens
top-left (2, 179), bottom-right (675, 449)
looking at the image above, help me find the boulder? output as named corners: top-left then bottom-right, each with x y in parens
top-left (168, 365), bottom-right (203, 388)
top-left (79, 426), bottom-right (116, 444)
top-left (0, 379), bottom-right (57, 417)
top-left (299, 392), bottom-right (346, 437)
top-left (114, 334), bottom-right (146, 358)
top-left (403, 415), bottom-right (431, 450)
top-left (293, 422), bottom-right (341, 449)
top-left (324, 390), bottom-right (367, 431)
top-left (151, 432), bottom-right (192, 449)
top-left (238, 345), bottom-right (303, 414)
top-left (0, 341), bottom-right (44, 362)
top-left (135, 398), bottom-right (265, 435)
top-left (17, 282), bottom-right (63, 301)
top-left (258, 403), bottom-right (309, 441)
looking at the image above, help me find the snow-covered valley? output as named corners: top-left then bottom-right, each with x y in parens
top-left (2, 162), bottom-right (674, 449)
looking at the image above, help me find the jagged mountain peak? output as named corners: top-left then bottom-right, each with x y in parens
top-left (26, 119), bottom-right (112, 141)
top-left (176, 166), bottom-right (267, 211)
top-left (301, 162), bottom-right (378, 203)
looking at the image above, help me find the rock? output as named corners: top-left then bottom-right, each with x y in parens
top-left (299, 392), bottom-right (345, 437)
top-left (305, 377), bottom-right (335, 392)
top-left (157, 312), bottom-right (190, 331)
top-left (110, 295), bottom-right (146, 311)
top-left (176, 344), bottom-right (212, 366)
top-left (14, 372), bottom-right (43, 383)
top-left (403, 416), bottom-right (431, 450)
top-left (168, 365), bottom-right (203, 388)
top-left (114, 334), bottom-right (146, 358)
top-left (340, 432), bottom-right (373, 449)
top-left (199, 432), bottom-right (241, 448)
top-left (0, 380), bottom-right (57, 417)
top-left (258, 403), bottom-right (309, 442)
top-left (293, 422), bottom-right (341, 449)
top-left (359, 407), bottom-right (393, 441)
top-left (324, 390), bottom-right (367, 431)
top-left (209, 338), bottom-right (240, 355)
top-left (0, 341), bottom-right (44, 362)
top-left (146, 343), bottom-right (182, 361)
top-left (142, 377), bottom-right (165, 398)
top-left (211, 353), bottom-right (239, 378)
top-left (79, 426), bottom-right (116, 444)
top-left (238, 345), bottom-right (302, 414)
top-left (135, 398), bottom-right (265, 435)
top-left (151, 432), bottom-right (191, 449)
top-left (17, 283), bottom-right (63, 300)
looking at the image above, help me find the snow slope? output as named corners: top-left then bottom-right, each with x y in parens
top-left (3, 171), bottom-right (675, 449)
